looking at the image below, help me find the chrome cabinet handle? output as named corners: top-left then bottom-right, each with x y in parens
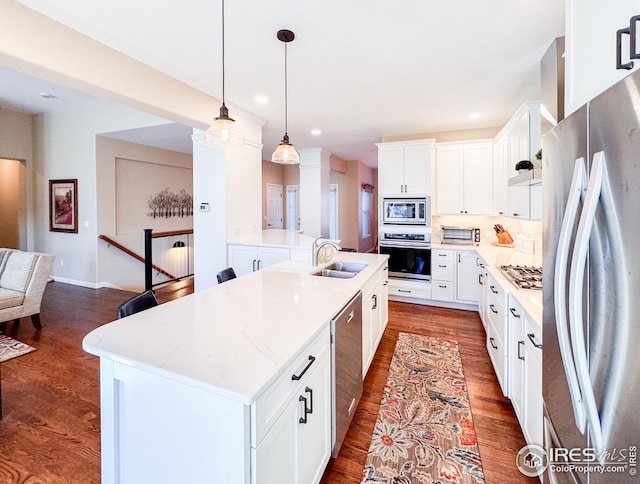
top-left (372, 294), bottom-right (378, 310)
top-left (438, 264), bottom-right (447, 268)
top-left (398, 289), bottom-right (411, 293)
top-left (291, 355), bottom-right (316, 381)
top-left (489, 337), bottom-right (498, 350)
top-left (490, 304), bottom-right (498, 314)
top-left (510, 307), bottom-right (520, 318)
top-left (438, 284), bottom-right (447, 289)
top-left (478, 274), bottom-right (483, 285)
top-left (490, 285), bottom-right (498, 294)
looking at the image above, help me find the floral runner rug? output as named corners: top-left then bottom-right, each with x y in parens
top-left (0, 334), bottom-right (36, 363)
top-left (362, 332), bottom-right (485, 483)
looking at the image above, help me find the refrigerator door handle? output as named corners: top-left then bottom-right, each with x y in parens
top-left (569, 152), bottom-right (606, 457)
top-left (554, 157), bottom-right (588, 432)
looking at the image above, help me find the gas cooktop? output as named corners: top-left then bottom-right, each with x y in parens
top-left (498, 265), bottom-right (542, 290)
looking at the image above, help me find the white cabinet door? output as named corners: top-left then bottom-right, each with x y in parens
top-left (297, 352), bottom-right (331, 484)
top-left (508, 185), bottom-right (530, 219)
top-left (477, 256), bottom-right (488, 330)
top-left (228, 245), bottom-right (259, 276)
top-left (377, 142), bottom-right (432, 195)
top-left (462, 144), bottom-right (493, 215)
top-left (435, 146), bottom-right (463, 214)
top-left (228, 245), bottom-right (290, 276)
top-left (524, 318), bottom-right (543, 447)
top-left (257, 246), bottom-right (290, 270)
top-left (403, 144), bottom-right (431, 194)
top-left (493, 138), bottom-right (510, 216)
top-left (253, 399), bottom-right (297, 484)
top-left (380, 267), bottom-right (389, 330)
top-left (377, 146), bottom-right (405, 194)
top-left (435, 142), bottom-right (493, 215)
top-left (507, 298), bottom-right (526, 428)
top-left (456, 251), bottom-right (479, 303)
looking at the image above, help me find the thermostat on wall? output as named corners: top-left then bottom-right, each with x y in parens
top-left (199, 202), bottom-right (210, 212)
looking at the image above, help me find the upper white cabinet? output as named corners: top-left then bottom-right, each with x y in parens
top-left (493, 102), bottom-right (543, 220)
top-left (566, 0), bottom-right (640, 115)
top-left (435, 141), bottom-right (493, 215)
top-left (377, 139), bottom-right (434, 195)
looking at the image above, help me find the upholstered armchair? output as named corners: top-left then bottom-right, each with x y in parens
top-left (0, 249), bottom-right (55, 330)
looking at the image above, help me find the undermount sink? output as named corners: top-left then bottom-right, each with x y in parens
top-left (311, 262), bottom-right (367, 279)
top-left (323, 262), bottom-right (367, 273)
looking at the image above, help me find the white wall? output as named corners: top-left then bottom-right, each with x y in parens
top-left (33, 99), bottom-right (175, 287)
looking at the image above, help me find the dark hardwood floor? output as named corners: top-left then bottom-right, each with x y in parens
top-left (0, 282), bottom-right (534, 483)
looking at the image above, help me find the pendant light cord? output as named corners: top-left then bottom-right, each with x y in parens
top-left (284, 41), bottom-right (288, 136)
top-left (221, 0), bottom-right (226, 106)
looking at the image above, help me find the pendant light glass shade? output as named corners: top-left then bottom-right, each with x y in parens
top-left (271, 133), bottom-right (300, 164)
top-left (204, 104), bottom-right (244, 146)
top-left (204, 0), bottom-right (244, 147)
top-left (271, 29), bottom-right (299, 164)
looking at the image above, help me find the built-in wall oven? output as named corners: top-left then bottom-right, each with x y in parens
top-left (378, 232), bottom-right (431, 281)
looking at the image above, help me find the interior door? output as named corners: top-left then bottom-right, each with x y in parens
top-left (286, 185), bottom-right (300, 230)
top-left (266, 184), bottom-right (283, 229)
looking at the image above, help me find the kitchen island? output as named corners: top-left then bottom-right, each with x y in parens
top-left (83, 251), bottom-right (388, 484)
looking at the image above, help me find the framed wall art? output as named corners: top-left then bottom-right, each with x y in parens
top-left (49, 179), bottom-right (78, 233)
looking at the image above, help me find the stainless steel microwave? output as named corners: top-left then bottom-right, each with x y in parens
top-left (440, 226), bottom-right (481, 245)
top-left (382, 197), bottom-right (430, 225)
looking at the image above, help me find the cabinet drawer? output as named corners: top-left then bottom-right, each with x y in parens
top-left (487, 321), bottom-right (508, 396)
top-left (251, 328), bottom-right (330, 447)
top-left (388, 279), bottom-right (431, 300)
top-left (432, 281), bottom-right (455, 301)
top-left (431, 261), bottom-right (454, 281)
top-left (432, 249), bottom-right (454, 262)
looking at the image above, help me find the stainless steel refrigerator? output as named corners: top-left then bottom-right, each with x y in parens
top-left (543, 70), bottom-right (639, 483)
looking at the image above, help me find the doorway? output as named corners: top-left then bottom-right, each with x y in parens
top-left (266, 183), bottom-right (283, 229)
top-left (286, 185), bottom-right (300, 231)
top-left (0, 158), bottom-right (25, 249)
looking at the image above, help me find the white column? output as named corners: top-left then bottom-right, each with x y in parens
top-left (299, 148), bottom-right (331, 238)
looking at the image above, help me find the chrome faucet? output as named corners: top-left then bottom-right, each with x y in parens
top-left (312, 236), bottom-right (341, 266)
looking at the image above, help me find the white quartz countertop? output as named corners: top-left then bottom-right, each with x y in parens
top-left (82, 252), bottom-right (388, 405)
top-left (226, 229), bottom-right (319, 249)
top-left (431, 242), bottom-right (543, 326)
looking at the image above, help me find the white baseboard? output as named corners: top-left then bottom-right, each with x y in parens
top-left (51, 276), bottom-right (125, 291)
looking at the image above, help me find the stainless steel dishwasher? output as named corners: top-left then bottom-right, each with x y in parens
top-left (330, 291), bottom-right (363, 457)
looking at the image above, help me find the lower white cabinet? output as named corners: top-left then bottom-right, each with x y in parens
top-left (253, 349), bottom-right (331, 484)
top-left (456, 251), bottom-right (479, 303)
top-left (431, 249), bottom-right (455, 302)
top-left (228, 244), bottom-right (290, 276)
top-left (507, 295), bottom-right (543, 447)
top-left (523, 314), bottom-right (543, 447)
top-left (477, 256), bottom-right (488, 330)
top-left (362, 264), bottom-right (389, 378)
top-left (485, 271), bottom-right (508, 396)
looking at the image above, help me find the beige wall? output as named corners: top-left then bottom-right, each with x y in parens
top-left (0, 108), bottom-right (33, 250)
top-left (0, 158), bottom-right (21, 248)
top-left (97, 135), bottom-right (192, 290)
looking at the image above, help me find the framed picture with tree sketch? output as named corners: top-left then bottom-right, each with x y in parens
top-left (49, 179), bottom-right (78, 233)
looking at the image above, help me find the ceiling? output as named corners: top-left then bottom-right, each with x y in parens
top-left (6, 0), bottom-right (565, 166)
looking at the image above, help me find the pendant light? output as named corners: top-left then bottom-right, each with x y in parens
top-left (271, 29), bottom-right (300, 164)
top-left (204, 0), bottom-right (244, 147)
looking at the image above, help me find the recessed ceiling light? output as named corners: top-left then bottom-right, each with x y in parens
top-left (468, 112), bottom-right (481, 120)
top-left (39, 92), bottom-right (57, 99)
top-left (255, 95), bottom-right (269, 104)
top-left (311, 129), bottom-right (321, 135)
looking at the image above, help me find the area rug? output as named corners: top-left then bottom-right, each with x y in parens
top-left (362, 332), bottom-right (485, 484)
top-left (0, 334), bottom-right (36, 363)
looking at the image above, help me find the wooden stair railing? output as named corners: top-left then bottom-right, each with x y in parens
top-left (98, 234), bottom-right (175, 279)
